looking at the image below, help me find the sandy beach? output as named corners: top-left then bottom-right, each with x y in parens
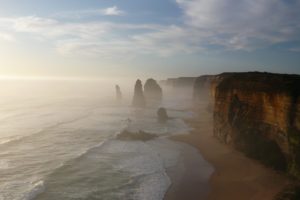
top-left (165, 107), bottom-right (291, 200)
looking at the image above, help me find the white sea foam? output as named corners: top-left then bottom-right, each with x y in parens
top-left (0, 159), bottom-right (10, 169)
top-left (98, 138), bottom-right (191, 200)
top-left (0, 180), bottom-right (45, 200)
top-left (135, 172), bottom-right (171, 200)
top-left (23, 181), bottom-right (45, 200)
top-left (0, 135), bottom-right (24, 145)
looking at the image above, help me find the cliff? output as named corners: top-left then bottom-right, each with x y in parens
top-left (193, 75), bottom-right (218, 112)
top-left (193, 75), bottom-right (215, 101)
top-left (160, 77), bottom-right (196, 88)
top-left (212, 72), bottom-right (300, 178)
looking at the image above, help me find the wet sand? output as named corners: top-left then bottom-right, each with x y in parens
top-left (165, 108), bottom-right (290, 200)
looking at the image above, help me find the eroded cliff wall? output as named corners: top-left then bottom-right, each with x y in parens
top-left (160, 77), bottom-right (197, 88)
top-left (212, 72), bottom-right (300, 178)
top-left (193, 75), bottom-right (216, 111)
top-left (193, 75), bottom-right (214, 100)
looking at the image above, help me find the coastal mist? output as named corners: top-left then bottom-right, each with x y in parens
top-left (1, 0), bottom-right (300, 199)
top-left (0, 78), bottom-right (213, 200)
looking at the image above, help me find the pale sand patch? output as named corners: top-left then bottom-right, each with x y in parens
top-left (165, 108), bottom-right (290, 200)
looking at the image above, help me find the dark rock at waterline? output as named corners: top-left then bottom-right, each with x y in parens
top-left (132, 79), bottom-right (146, 107)
top-left (275, 184), bottom-right (300, 200)
top-left (115, 85), bottom-right (122, 101)
top-left (144, 78), bottom-right (162, 102)
top-left (157, 107), bottom-right (168, 123)
top-left (117, 130), bottom-right (157, 141)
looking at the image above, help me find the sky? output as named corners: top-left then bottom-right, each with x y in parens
top-left (0, 0), bottom-right (299, 79)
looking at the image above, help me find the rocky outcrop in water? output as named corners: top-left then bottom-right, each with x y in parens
top-left (117, 130), bottom-right (157, 141)
top-left (132, 79), bottom-right (146, 107)
top-left (157, 107), bottom-right (168, 123)
top-left (144, 78), bottom-right (162, 103)
top-left (115, 85), bottom-right (122, 101)
top-left (212, 72), bottom-right (300, 178)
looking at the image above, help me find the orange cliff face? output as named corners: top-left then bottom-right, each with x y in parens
top-left (194, 72), bottom-right (300, 178)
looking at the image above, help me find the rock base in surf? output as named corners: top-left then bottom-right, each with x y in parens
top-left (157, 107), bottom-right (168, 123)
top-left (117, 130), bottom-right (157, 141)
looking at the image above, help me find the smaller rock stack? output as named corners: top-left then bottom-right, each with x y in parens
top-left (115, 85), bottom-right (122, 101)
top-left (157, 107), bottom-right (168, 123)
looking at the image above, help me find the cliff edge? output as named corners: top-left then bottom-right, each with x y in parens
top-left (211, 72), bottom-right (300, 178)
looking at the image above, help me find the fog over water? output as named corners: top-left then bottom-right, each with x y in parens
top-left (0, 79), bottom-right (213, 200)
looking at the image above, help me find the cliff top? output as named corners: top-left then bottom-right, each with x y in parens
top-left (217, 72), bottom-right (300, 96)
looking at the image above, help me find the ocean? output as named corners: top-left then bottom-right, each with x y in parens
top-left (0, 79), bottom-right (213, 200)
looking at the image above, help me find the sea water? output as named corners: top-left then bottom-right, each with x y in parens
top-left (0, 79), bottom-right (213, 200)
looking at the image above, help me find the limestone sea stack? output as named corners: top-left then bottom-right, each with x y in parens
top-left (115, 85), bottom-right (122, 101)
top-left (157, 107), bottom-right (168, 123)
top-left (132, 79), bottom-right (146, 107)
top-left (144, 78), bottom-right (162, 103)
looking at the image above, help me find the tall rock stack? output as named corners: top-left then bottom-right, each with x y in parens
top-left (115, 85), bottom-right (122, 101)
top-left (132, 79), bottom-right (146, 107)
top-left (144, 78), bottom-right (162, 104)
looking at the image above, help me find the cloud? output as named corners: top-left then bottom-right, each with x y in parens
top-left (0, 15), bottom-right (180, 57)
top-left (289, 47), bottom-right (300, 52)
top-left (0, 1), bottom-right (300, 58)
top-left (131, 25), bottom-right (205, 56)
top-left (176, 0), bottom-right (300, 50)
top-left (2, 16), bottom-right (115, 39)
top-left (52, 0), bottom-right (300, 56)
top-left (103, 6), bottom-right (124, 16)
top-left (53, 6), bottom-right (124, 19)
top-left (12, 16), bottom-right (58, 33)
top-left (54, 25), bottom-right (196, 57)
top-left (0, 32), bottom-right (15, 42)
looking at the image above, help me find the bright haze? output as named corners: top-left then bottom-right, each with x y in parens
top-left (0, 0), bottom-right (299, 79)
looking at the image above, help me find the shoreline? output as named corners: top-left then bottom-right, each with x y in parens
top-left (164, 138), bottom-right (212, 200)
top-left (164, 111), bottom-right (290, 200)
